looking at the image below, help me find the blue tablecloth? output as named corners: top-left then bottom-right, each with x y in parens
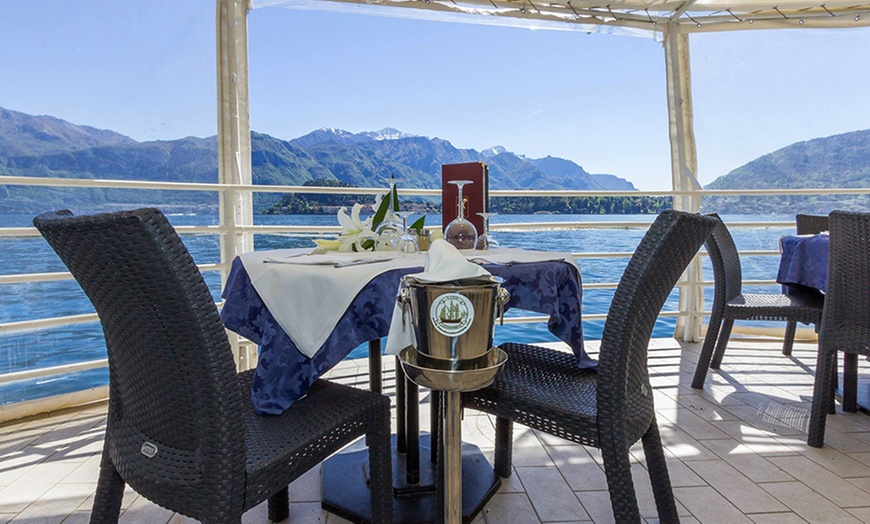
top-left (777, 234), bottom-right (830, 293)
top-left (221, 256), bottom-right (587, 415)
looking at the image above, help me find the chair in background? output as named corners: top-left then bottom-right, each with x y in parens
top-left (462, 210), bottom-right (717, 523)
top-left (796, 213), bottom-right (830, 236)
top-left (808, 210), bottom-right (870, 447)
top-left (779, 213), bottom-right (830, 356)
top-left (691, 214), bottom-right (824, 389)
top-left (33, 209), bottom-right (393, 524)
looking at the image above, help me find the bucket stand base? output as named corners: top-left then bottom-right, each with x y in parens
top-left (322, 433), bottom-right (501, 524)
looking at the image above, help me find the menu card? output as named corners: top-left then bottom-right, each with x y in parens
top-left (441, 162), bottom-right (489, 236)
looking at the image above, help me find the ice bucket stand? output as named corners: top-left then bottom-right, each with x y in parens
top-left (321, 278), bottom-right (508, 524)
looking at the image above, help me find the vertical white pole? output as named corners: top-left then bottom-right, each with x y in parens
top-left (664, 24), bottom-right (704, 342)
top-left (217, 0), bottom-right (255, 369)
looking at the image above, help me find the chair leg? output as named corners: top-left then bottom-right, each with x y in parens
top-left (641, 419), bottom-right (679, 523)
top-left (829, 354), bottom-right (838, 415)
top-left (808, 349), bottom-right (837, 448)
top-left (368, 408), bottom-right (395, 524)
top-left (782, 321), bottom-right (797, 356)
top-left (89, 445), bottom-right (125, 524)
top-left (494, 417), bottom-right (513, 479)
top-left (267, 488), bottom-right (289, 522)
top-left (843, 353), bottom-right (859, 413)
top-left (600, 439), bottom-right (642, 523)
top-left (692, 317), bottom-right (722, 389)
top-left (710, 318), bottom-right (734, 369)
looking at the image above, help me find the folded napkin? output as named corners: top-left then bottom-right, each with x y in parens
top-left (384, 240), bottom-right (493, 355)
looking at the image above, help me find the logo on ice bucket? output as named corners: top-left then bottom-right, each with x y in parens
top-left (430, 293), bottom-right (474, 337)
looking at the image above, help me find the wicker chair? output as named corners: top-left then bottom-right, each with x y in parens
top-left (796, 213), bottom-right (829, 236)
top-left (778, 214), bottom-right (830, 356)
top-left (691, 214), bottom-right (824, 389)
top-left (808, 211), bottom-right (870, 447)
top-left (462, 210), bottom-right (717, 523)
top-left (33, 209), bottom-right (393, 524)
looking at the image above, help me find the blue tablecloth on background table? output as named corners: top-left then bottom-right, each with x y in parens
top-left (221, 256), bottom-right (587, 415)
top-left (777, 234), bottom-right (830, 293)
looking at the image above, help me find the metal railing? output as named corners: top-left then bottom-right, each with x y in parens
top-left (1, 173), bottom-right (865, 420)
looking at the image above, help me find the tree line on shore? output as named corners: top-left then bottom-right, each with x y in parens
top-left (262, 179), bottom-right (671, 215)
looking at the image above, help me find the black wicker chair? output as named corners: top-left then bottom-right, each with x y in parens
top-left (779, 214), bottom-right (830, 356)
top-left (462, 210), bottom-right (717, 523)
top-left (33, 209), bottom-right (393, 524)
top-left (808, 211), bottom-right (870, 447)
top-left (691, 214), bottom-right (824, 389)
top-left (796, 213), bottom-right (829, 236)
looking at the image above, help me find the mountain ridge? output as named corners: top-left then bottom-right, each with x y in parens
top-left (0, 107), bottom-right (636, 213)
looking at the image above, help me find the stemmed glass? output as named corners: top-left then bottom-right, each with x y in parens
top-left (444, 180), bottom-right (478, 250)
top-left (475, 212), bottom-right (499, 251)
top-left (391, 212), bottom-right (419, 254)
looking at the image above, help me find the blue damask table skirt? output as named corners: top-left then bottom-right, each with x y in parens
top-left (221, 256), bottom-right (587, 415)
top-left (777, 234), bottom-right (830, 294)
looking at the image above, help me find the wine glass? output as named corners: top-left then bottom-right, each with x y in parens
top-left (444, 180), bottom-right (478, 250)
top-left (391, 212), bottom-right (419, 254)
top-left (475, 212), bottom-right (499, 251)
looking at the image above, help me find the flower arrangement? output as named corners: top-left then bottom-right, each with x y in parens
top-left (313, 179), bottom-right (425, 253)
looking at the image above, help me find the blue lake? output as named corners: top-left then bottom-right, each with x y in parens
top-left (0, 212), bottom-right (795, 405)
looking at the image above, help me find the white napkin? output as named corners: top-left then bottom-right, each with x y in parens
top-left (384, 240), bottom-right (492, 355)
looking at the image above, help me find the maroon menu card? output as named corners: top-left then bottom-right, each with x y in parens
top-left (441, 162), bottom-right (489, 235)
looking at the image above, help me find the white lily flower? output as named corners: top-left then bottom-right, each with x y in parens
top-left (337, 203), bottom-right (376, 252)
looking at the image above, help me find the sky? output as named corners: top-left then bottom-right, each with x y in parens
top-left (1, 0), bottom-right (868, 191)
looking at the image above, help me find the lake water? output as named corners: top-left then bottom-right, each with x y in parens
top-left (0, 213), bottom-right (795, 405)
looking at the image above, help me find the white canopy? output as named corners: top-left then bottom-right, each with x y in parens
top-left (254, 0), bottom-right (870, 35)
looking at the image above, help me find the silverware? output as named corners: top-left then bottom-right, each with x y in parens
top-left (334, 257), bottom-right (392, 268)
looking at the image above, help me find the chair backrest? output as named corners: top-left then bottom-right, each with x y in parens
top-left (704, 214), bottom-right (743, 304)
top-left (796, 213), bottom-right (830, 235)
top-left (597, 210), bottom-right (716, 438)
top-left (33, 209), bottom-right (245, 510)
top-left (820, 211), bottom-right (870, 348)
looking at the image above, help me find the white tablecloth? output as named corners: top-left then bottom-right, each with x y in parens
top-left (240, 247), bottom-right (578, 358)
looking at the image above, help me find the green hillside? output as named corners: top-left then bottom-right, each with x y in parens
top-left (703, 129), bottom-right (870, 214)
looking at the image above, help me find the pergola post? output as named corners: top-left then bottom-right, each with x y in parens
top-left (664, 22), bottom-right (705, 342)
top-left (217, 0), bottom-right (254, 369)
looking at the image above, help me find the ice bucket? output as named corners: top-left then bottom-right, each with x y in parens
top-left (397, 276), bottom-right (510, 367)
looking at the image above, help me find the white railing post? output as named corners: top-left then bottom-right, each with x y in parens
top-left (217, 0), bottom-right (255, 370)
top-left (664, 24), bottom-right (705, 342)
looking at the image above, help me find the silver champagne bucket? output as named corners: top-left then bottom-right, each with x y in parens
top-left (396, 275), bottom-right (509, 391)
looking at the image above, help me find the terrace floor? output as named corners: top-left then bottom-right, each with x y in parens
top-left (3, 337), bottom-right (870, 523)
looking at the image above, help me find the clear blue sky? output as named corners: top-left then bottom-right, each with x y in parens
top-left (1, 0), bottom-right (868, 190)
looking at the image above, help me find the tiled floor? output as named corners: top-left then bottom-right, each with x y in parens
top-left (3, 337), bottom-right (870, 523)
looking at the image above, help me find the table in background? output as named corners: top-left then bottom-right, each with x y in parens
top-left (777, 233), bottom-right (870, 413)
top-left (777, 233), bottom-right (829, 293)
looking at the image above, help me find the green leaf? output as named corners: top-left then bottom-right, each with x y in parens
top-left (371, 193), bottom-right (391, 231)
top-left (360, 238), bottom-right (375, 251)
top-left (391, 183), bottom-right (399, 212)
top-left (409, 216), bottom-right (425, 232)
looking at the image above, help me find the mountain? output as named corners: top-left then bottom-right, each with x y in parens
top-left (0, 108), bottom-right (636, 213)
top-left (704, 129), bottom-right (870, 213)
top-left (0, 107), bottom-right (135, 156)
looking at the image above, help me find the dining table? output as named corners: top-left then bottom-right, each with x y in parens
top-left (219, 246), bottom-right (588, 523)
top-left (777, 232), bottom-right (870, 413)
top-left (777, 233), bottom-right (830, 294)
